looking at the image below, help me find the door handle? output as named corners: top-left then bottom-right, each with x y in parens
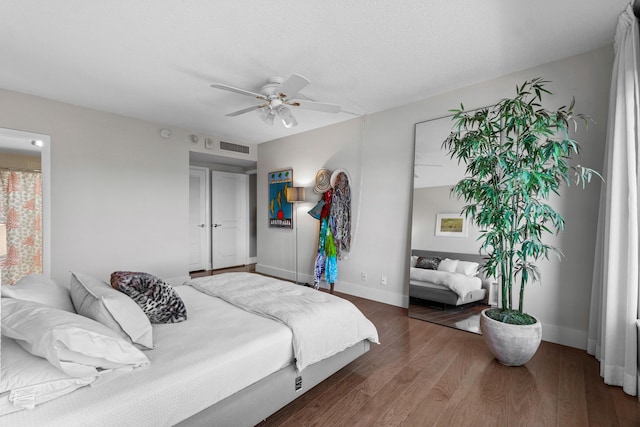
top-left (213, 224), bottom-right (222, 228)
top-left (198, 224), bottom-right (206, 228)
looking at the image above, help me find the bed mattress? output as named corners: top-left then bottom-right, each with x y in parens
top-left (409, 280), bottom-right (486, 305)
top-left (1, 285), bottom-right (294, 427)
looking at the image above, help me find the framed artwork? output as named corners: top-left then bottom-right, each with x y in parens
top-left (268, 169), bottom-right (293, 228)
top-left (435, 213), bottom-right (468, 237)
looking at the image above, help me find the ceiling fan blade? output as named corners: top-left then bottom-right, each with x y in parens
top-left (225, 105), bottom-right (262, 117)
top-left (280, 74), bottom-right (310, 98)
top-left (291, 99), bottom-right (342, 114)
top-left (211, 83), bottom-right (266, 100)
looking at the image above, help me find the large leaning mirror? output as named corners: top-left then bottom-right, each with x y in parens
top-left (0, 127), bottom-right (51, 285)
top-left (408, 115), bottom-right (491, 331)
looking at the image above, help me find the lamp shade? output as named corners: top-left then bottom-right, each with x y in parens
top-left (286, 187), bottom-right (305, 203)
top-left (0, 224), bottom-right (6, 258)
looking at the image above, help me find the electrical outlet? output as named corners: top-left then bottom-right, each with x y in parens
top-left (361, 272), bottom-right (367, 282)
top-left (381, 275), bottom-right (387, 285)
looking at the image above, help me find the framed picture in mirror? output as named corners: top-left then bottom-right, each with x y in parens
top-left (435, 213), bottom-right (468, 237)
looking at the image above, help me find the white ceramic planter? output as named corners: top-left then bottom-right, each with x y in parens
top-left (479, 308), bottom-right (542, 366)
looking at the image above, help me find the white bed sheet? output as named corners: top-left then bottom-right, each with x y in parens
top-left (188, 272), bottom-right (380, 371)
top-left (410, 267), bottom-right (482, 298)
top-left (1, 285), bottom-right (294, 427)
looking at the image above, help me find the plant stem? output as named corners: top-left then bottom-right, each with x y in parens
top-left (519, 270), bottom-right (525, 313)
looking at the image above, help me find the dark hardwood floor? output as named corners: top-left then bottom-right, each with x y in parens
top-left (191, 267), bottom-right (640, 425)
top-left (258, 292), bottom-right (640, 427)
top-left (408, 298), bottom-right (487, 334)
top-left (190, 263), bottom-right (256, 278)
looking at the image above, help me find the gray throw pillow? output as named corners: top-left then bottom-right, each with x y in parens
top-left (415, 256), bottom-right (441, 270)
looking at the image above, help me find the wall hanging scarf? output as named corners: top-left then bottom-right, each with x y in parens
top-left (310, 169), bottom-right (352, 291)
top-left (329, 171), bottom-right (351, 259)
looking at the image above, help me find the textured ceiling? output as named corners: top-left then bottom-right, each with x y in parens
top-left (0, 1), bottom-right (630, 144)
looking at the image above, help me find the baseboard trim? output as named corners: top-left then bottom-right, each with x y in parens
top-left (540, 322), bottom-right (587, 350)
top-left (335, 281), bottom-right (405, 307)
top-left (255, 264), bottom-right (404, 307)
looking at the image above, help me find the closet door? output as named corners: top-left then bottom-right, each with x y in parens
top-left (188, 167), bottom-right (210, 271)
top-left (211, 171), bottom-right (248, 269)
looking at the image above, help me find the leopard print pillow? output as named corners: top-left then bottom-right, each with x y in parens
top-left (110, 271), bottom-right (187, 324)
top-left (415, 256), bottom-right (442, 270)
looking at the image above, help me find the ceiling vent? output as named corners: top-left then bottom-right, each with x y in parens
top-left (220, 141), bottom-right (250, 154)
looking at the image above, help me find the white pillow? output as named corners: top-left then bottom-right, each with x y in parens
top-left (0, 337), bottom-right (95, 415)
top-left (410, 256), bottom-right (418, 268)
top-left (455, 260), bottom-right (480, 276)
top-left (1, 274), bottom-right (75, 312)
top-left (437, 258), bottom-right (459, 273)
top-left (1, 298), bottom-right (150, 378)
top-left (70, 272), bottom-right (154, 349)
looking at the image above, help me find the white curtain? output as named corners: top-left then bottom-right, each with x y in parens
top-left (588, 5), bottom-right (640, 397)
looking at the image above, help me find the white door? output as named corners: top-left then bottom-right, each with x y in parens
top-left (188, 167), bottom-right (210, 271)
top-left (211, 171), bottom-right (248, 269)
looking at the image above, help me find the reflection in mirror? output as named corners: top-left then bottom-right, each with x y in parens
top-left (413, 115), bottom-right (465, 189)
top-left (408, 116), bottom-right (489, 332)
top-left (0, 128), bottom-right (50, 285)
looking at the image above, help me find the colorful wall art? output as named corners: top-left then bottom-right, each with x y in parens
top-left (268, 169), bottom-right (293, 228)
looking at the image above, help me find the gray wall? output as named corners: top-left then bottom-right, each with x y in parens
top-left (411, 186), bottom-right (482, 252)
top-left (0, 89), bottom-right (256, 286)
top-left (257, 46), bottom-right (613, 349)
top-left (0, 45), bottom-right (613, 350)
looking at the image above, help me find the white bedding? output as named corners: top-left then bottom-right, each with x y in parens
top-left (1, 285), bottom-right (294, 426)
top-left (187, 273), bottom-right (380, 371)
top-left (410, 267), bottom-right (482, 298)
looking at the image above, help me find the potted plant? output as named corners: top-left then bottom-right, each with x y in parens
top-left (443, 78), bottom-right (600, 366)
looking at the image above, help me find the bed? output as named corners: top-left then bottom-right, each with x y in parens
top-left (0, 272), bottom-right (379, 426)
top-left (409, 249), bottom-right (491, 306)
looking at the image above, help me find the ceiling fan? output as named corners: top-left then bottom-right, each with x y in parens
top-left (210, 74), bottom-right (343, 128)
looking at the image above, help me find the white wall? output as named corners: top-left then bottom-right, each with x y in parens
top-left (257, 46), bottom-right (613, 349)
top-left (256, 118), bottom-right (370, 289)
top-left (0, 45), bottom-right (613, 350)
top-left (0, 88), bottom-right (256, 286)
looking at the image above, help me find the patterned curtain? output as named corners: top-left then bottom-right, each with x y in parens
top-left (0, 169), bottom-right (42, 285)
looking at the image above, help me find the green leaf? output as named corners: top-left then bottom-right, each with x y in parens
top-left (445, 78), bottom-right (601, 314)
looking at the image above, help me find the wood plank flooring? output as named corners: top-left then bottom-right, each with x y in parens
top-left (408, 298), bottom-right (487, 334)
top-left (189, 263), bottom-right (256, 277)
top-left (257, 292), bottom-right (640, 427)
top-left (192, 267), bottom-right (640, 426)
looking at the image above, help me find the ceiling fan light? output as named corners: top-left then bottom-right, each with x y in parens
top-left (282, 114), bottom-right (297, 128)
top-left (257, 107), bottom-right (275, 125)
top-left (276, 105), bottom-right (298, 128)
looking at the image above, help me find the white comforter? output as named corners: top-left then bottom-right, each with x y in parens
top-left (1, 285), bottom-right (295, 426)
top-left (187, 273), bottom-right (379, 371)
top-left (410, 268), bottom-right (482, 298)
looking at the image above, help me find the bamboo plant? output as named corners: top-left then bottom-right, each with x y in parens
top-left (443, 78), bottom-right (600, 325)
